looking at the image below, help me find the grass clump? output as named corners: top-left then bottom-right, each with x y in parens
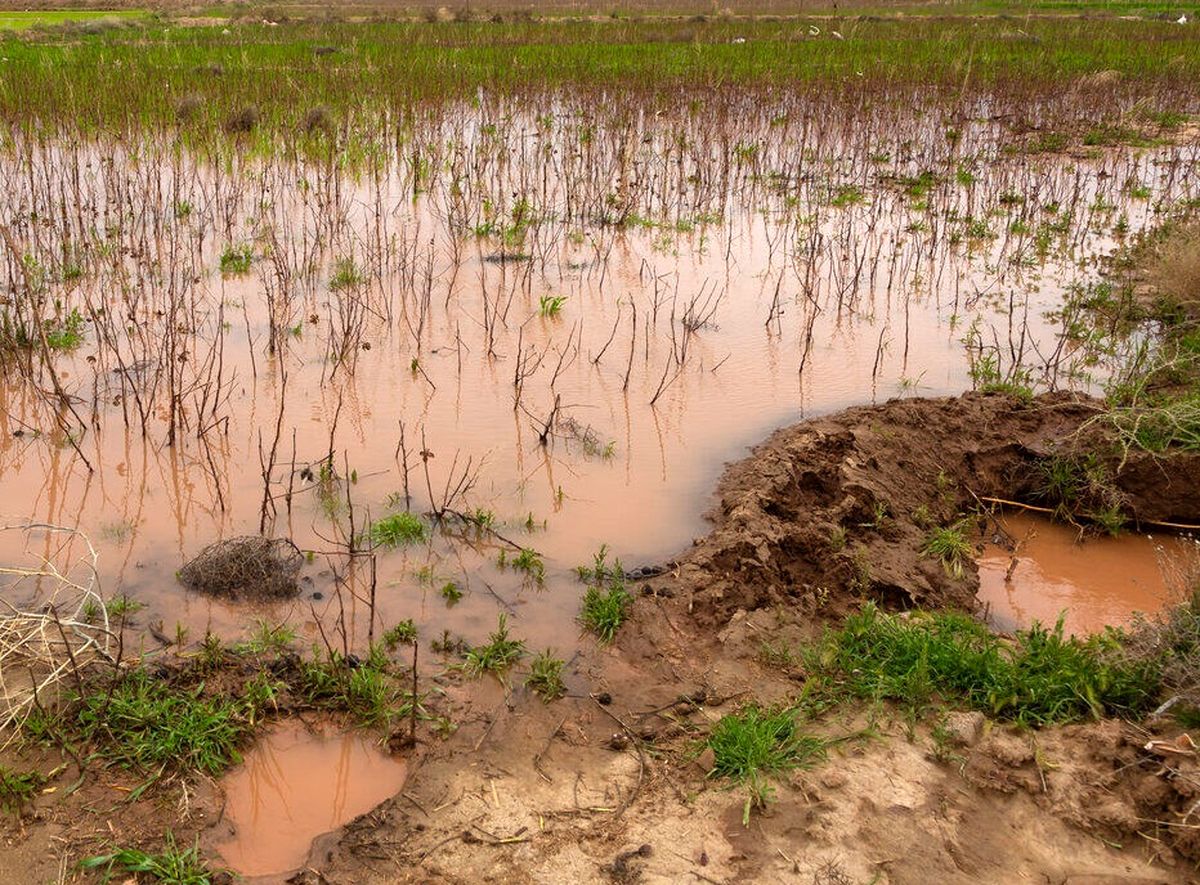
top-left (921, 523), bottom-right (972, 578)
top-left (80, 833), bottom-right (220, 885)
top-left (525, 649), bottom-right (566, 701)
top-left (581, 584), bottom-right (631, 643)
top-left (44, 307), bottom-right (85, 351)
top-left (383, 619), bottom-right (418, 648)
top-left (1032, 453), bottom-right (1127, 534)
top-left (367, 511), bottom-right (428, 547)
top-left (813, 604), bottom-right (1157, 726)
top-left (236, 619), bottom-right (297, 655)
top-left (104, 594), bottom-right (146, 620)
top-left (329, 256), bottom-right (365, 291)
top-left (0, 765), bottom-right (44, 814)
top-left (538, 294), bottom-right (566, 317)
top-left (462, 613), bottom-right (526, 679)
top-left (71, 670), bottom-right (254, 775)
top-left (502, 547), bottom-right (545, 583)
top-left (706, 705), bottom-right (826, 824)
top-left (218, 243), bottom-right (253, 275)
top-left (577, 545), bottom-right (631, 643)
top-left (299, 646), bottom-right (397, 728)
top-left (439, 581), bottom-right (463, 604)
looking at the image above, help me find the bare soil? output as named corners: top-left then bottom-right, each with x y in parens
top-left (5, 391), bottom-right (1200, 884)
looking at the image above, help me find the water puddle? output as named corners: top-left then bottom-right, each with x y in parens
top-left (217, 720), bottom-right (407, 879)
top-left (977, 512), bottom-right (1191, 636)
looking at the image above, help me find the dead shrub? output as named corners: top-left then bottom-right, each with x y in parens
top-left (175, 94), bottom-right (203, 123)
top-left (178, 536), bottom-right (304, 600)
top-left (225, 105), bottom-right (260, 134)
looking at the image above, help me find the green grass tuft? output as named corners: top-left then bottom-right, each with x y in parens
top-left (920, 523), bottom-right (973, 578)
top-left (525, 649), bottom-right (566, 701)
top-left (706, 705), bottom-right (826, 824)
top-left (80, 833), bottom-right (220, 885)
top-left (813, 604), bottom-right (1158, 726)
top-left (367, 511), bottom-right (428, 547)
top-left (462, 613), bottom-right (526, 679)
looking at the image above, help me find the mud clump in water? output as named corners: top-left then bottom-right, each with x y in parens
top-left (655, 392), bottom-right (1200, 628)
top-left (178, 536), bottom-right (304, 600)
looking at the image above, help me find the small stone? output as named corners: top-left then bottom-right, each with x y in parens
top-left (694, 747), bottom-right (716, 773)
top-left (943, 711), bottom-right (986, 747)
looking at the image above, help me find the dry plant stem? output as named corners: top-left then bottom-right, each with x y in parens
top-left (0, 523), bottom-right (110, 740)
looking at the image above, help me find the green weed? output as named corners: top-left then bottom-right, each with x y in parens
top-left (383, 619), bottom-right (418, 648)
top-left (525, 649), bottom-right (566, 701)
top-left (72, 670), bottom-right (251, 775)
top-left (581, 584), bottom-right (631, 643)
top-left (462, 613), bottom-right (526, 679)
top-left (921, 523), bottom-right (972, 578)
top-left (80, 833), bottom-right (220, 885)
top-left (218, 243), bottom-right (252, 275)
top-left (812, 604), bottom-right (1157, 726)
top-left (367, 512), bottom-right (428, 547)
top-left (538, 294), bottom-right (567, 317)
top-left (706, 705), bottom-right (826, 824)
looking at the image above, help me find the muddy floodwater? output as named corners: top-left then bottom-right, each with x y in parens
top-left (0, 102), bottom-right (1197, 655)
top-left (216, 720), bottom-right (408, 878)
top-left (977, 512), bottom-right (1194, 636)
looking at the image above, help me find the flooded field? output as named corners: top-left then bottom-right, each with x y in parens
top-left (215, 720), bottom-right (408, 878)
top-left (978, 512), bottom-right (1194, 635)
top-left (3, 11), bottom-right (1200, 885)
top-left (1, 102), bottom-right (1194, 657)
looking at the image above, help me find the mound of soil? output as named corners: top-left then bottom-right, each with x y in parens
top-left (656, 392), bottom-right (1200, 628)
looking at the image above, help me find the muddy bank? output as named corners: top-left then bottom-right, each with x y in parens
top-left (654, 391), bottom-right (1200, 629)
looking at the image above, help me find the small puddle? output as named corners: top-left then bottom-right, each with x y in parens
top-left (977, 512), bottom-right (1190, 636)
top-left (217, 720), bottom-right (407, 879)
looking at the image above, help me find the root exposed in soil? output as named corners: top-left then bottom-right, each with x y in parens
top-left (660, 391), bottom-right (1200, 628)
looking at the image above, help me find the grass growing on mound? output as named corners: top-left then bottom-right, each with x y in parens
top-left (813, 604), bottom-right (1158, 725)
top-left (921, 523), bottom-right (973, 577)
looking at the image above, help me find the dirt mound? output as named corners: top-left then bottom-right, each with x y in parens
top-left (178, 536), bottom-right (304, 600)
top-left (656, 392), bottom-right (1200, 628)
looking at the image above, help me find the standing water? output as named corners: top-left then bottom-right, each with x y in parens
top-left (977, 512), bottom-right (1193, 636)
top-left (216, 720), bottom-right (408, 879)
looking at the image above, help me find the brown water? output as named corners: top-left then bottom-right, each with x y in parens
top-left (216, 720), bottom-right (407, 878)
top-left (977, 513), bottom-right (1192, 636)
top-left (0, 104), bottom-right (1196, 655)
